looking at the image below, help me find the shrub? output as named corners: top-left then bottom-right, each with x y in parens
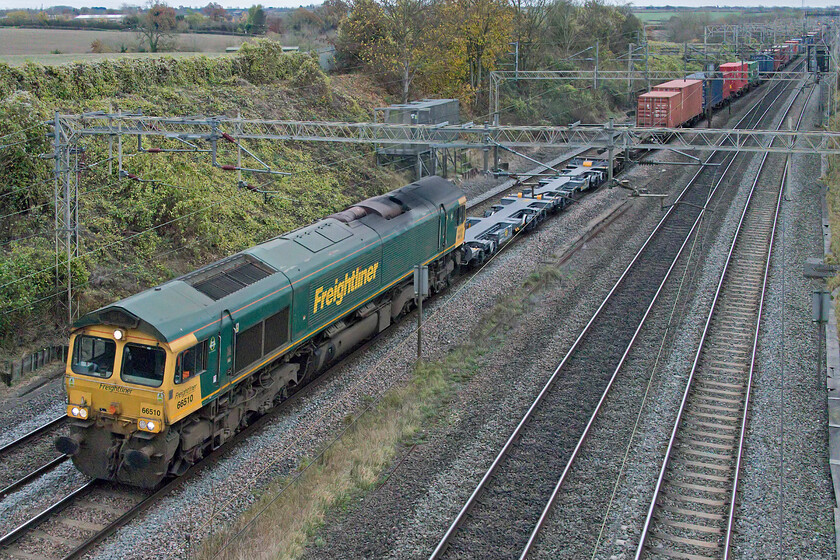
top-left (0, 41), bottom-right (325, 102)
top-left (0, 91), bottom-right (51, 211)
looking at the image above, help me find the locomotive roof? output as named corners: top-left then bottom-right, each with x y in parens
top-left (74, 176), bottom-right (462, 343)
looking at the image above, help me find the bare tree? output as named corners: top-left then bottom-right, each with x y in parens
top-left (547, 0), bottom-right (579, 57)
top-left (138, 2), bottom-right (176, 52)
top-left (379, 0), bottom-right (434, 102)
top-left (510, 0), bottom-right (549, 70)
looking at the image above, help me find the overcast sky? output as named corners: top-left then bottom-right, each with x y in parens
top-left (0, 0), bottom-right (836, 14)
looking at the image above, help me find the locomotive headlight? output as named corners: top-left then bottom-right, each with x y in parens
top-left (113, 329), bottom-right (124, 341)
top-left (137, 419), bottom-right (161, 433)
top-left (67, 405), bottom-right (89, 419)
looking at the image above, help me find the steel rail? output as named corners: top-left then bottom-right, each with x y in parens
top-left (517, 150), bottom-right (741, 560)
top-left (429, 156), bottom-right (713, 560)
top-left (0, 416), bottom-right (65, 457)
top-left (0, 455), bottom-right (69, 499)
top-left (428, 62), bottom-right (800, 560)
top-left (632, 75), bottom-right (811, 560)
top-left (720, 161), bottom-right (788, 560)
top-left (517, 61), bottom-right (810, 560)
top-left (0, 478), bottom-right (97, 548)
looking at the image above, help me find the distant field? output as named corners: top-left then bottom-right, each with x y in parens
top-left (633, 10), bottom-right (742, 24)
top-left (0, 28), bottom-right (252, 58)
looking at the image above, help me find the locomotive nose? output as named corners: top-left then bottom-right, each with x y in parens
top-left (55, 434), bottom-right (81, 456)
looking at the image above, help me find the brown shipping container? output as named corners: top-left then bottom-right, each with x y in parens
top-left (637, 91), bottom-right (682, 127)
top-left (653, 79), bottom-right (703, 123)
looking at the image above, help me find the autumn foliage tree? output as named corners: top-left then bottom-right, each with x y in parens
top-left (335, 0), bottom-right (641, 111)
top-left (337, 0), bottom-right (512, 105)
top-left (202, 2), bottom-right (228, 21)
top-left (440, 0), bottom-right (512, 92)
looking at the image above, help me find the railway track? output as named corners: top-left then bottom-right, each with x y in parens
top-left (0, 479), bottom-right (150, 560)
top-left (0, 299), bottom-right (423, 560)
top-left (632, 67), bottom-right (815, 560)
top-left (0, 62), bottom-right (809, 560)
top-left (428, 60), bottom-right (808, 560)
top-left (0, 417), bottom-right (68, 500)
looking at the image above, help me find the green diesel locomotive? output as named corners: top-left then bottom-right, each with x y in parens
top-left (57, 177), bottom-right (466, 487)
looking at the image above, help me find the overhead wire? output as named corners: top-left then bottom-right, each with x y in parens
top-left (0, 123), bottom-right (48, 143)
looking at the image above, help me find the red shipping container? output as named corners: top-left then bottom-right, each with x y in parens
top-left (719, 62), bottom-right (748, 95)
top-left (653, 79), bottom-right (703, 123)
top-left (777, 44), bottom-right (791, 62)
top-left (784, 40), bottom-right (799, 55)
top-left (637, 91), bottom-right (682, 128)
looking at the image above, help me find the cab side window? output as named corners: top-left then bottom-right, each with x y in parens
top-left (457, 205), bottom-right (466, 224)
top-left (175, 340), bottom-right (207, 384)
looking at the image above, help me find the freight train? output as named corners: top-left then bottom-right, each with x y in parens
top-left (636, 30), bottom-right (821, 128)
top-left (56, 162), bottom-right (612, 487)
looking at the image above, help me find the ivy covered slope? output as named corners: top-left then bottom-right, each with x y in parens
top-left (0, 40), bottom-right (400, 356)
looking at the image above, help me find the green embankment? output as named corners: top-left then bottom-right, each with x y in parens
top-left (0, 40), bottom-right (400, 355)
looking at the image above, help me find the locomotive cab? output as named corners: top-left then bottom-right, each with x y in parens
top-left (56, 325), bottom-right (180, 487)
top-left (56, 316), bottom-right (203, 487)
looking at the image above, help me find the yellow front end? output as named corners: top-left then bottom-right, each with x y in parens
top-left (64, 327), bottom-right (171, 432)
top-left (58, 326), bottom-right (179, 487)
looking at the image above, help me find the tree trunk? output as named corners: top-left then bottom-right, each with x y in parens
top-left (402, 60), bottom-right (410, 103)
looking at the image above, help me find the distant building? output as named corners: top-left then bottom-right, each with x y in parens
top-left (74, 14), bottom-right (125, 21)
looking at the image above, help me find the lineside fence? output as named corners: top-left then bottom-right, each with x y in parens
top-left (2, 345), bottom-right (68, 386)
